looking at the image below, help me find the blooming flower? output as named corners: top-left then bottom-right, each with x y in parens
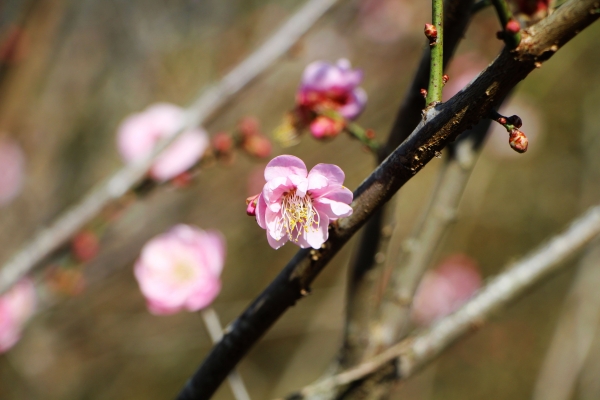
top-left (295, 59), bottom-right (367, 140)
top-left (0, 279), bottom-right (36, 353)
top-left (134, 225), bottom-right (225, 315)
top-left (411, 254), bottom-right (482, 326)
top-left (252, 155), bottom-right (353, 249)
top-left (117, 103), bottom-right (209, 181)
top-left (297, 59), bottom-right (367, 120)
top-left (0, 137), bottom-right (25, 206)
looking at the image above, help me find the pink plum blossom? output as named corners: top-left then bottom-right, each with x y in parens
top-left (297, 59), bottom-right (367, 121)
top-left (117, 103), bottom-right (209, 181)
top-left (0, 137), bottom-right (25, 206)
top-left (253, 155), bottom-right (353, 249)
top-left (134, 224), bottom-right (225, 315)
top-left (0, 278), bottom-right (36, 353)
top-left (411, 254), bottom-right (482, 326)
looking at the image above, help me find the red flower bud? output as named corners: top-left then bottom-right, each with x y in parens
top-left (243, 134), bottom-right (272, 158)
top-left (420, 88), bottom-right (428, 98)
top-left (505, 19), bottom-right (521, 35)
top-left (172, 171), bottom-right (193, 188)
top-left (71, 230), bottom-right (99, 263)
top-left (509, 129), bottom-right (528, 153)
top-left (238, 116), bottom-right (261, 138)
top-left (424, 24), bottom-right (437, 41)
top-left (442, 74), bottom-right (450, 84)
top-left (497, 117), bottom-right (507, 125)
top-left (212, 132), bottom-right (233, 154)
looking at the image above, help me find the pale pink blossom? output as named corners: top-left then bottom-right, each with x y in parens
top-left (0, 137), bottom-right (25, 206)
top-left (117, 103), bottom-right (209, 181)
top-left (411, 254), bottom-right (482, 326)
top-left (254, 155), bottom-right (353, 249)
top-left (297, 59), bottom-right (367, 121)
top-left (134, 225), bottom-right (225, 315)
top-left (0, 279), bottom-right (36, 353)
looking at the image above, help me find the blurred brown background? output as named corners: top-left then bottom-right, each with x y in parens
top-left (0, 0), bottom-right (599, 399)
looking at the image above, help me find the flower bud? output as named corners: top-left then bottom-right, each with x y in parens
top-left (309, 116), bottom-right (344, 139)
top-left (424, 23), bottom-right (437, 41)
top-left (71, 230), bottom-right (99, 263)
top-left (246, 194), bottom-right (259, 216)
top-left (507, 115), bottom-right (523, 128)
top-left (505, 19), bottom-right (521, 35)
top-left (509, 129), bottom-right (528, 153)
top-left (420, 88), bottom-right (428, 98)
top-left (442, 74), bottom-right (450, 85)
top-left (212, 132), bottom-right (233, 154)
top-left (238, 116), bottom-right (261, 138)
top-left (243, 134), bottom-right (272, 158)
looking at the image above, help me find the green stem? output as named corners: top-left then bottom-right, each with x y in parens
top-left (426, 0), bottom-right (444, 105)
top-left (344, 120), bottom-right (380, 153)
top-left (491, 0), bottom-right (521, 48)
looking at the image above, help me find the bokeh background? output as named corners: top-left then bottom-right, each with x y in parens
top-left (0, 0), bottom-right (599, 399)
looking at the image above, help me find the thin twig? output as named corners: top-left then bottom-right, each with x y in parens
top-left (342, 0), bottom-right (476, 369)
top-left (492, 0), bottom-right (521, 48)
top-left (201, 308), bottom-right (252, 400)
top-left (426, 0), bottom-right (444, 104)
top-left (290, 204), bottom-right (600, 399)
top-left (177, 2), bottom-right (600, 398)
top-left (0, 0), bottom-right (340, 295)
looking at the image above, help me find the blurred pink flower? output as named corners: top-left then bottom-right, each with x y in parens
top-left (117, 103), bottom-right (209, 181)
top-left (254, 155), bottom-right (353, 249)
top-left (0, 137), bottom-right (25, 206)
top-left (442, 54), bottom-right (488, 102)
top-left (297, 59), bottom-right (367, 121)
top-left (134, 225), bottom-right (225, 315)
top-left (411, 254), bottom-right (482, 326)
top-left (0, 279), bottom-right (36, 353)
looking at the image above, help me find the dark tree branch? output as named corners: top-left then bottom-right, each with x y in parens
top-left (177, 1), bottom-right (600, 398)
top-left (342, 0), bottom-right (476, 368)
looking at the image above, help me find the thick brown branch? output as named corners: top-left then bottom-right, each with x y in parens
top-left (177, 1), bottom-right (600, 398)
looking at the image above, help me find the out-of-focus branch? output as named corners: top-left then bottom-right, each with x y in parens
top-left (375, 118), bottom-right (491, 350)
top-left (0, 0), bottom-right (340, 295)
top-left (342, 0), bottom-right (476, 369)
top-left (289, 204), bottom-right (600, 399)
top-left (177, 2), bottom-right (600, 398)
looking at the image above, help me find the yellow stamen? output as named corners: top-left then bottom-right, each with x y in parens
top-left (276, 189), bottom-right (320, 242)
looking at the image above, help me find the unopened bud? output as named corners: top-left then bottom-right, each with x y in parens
top-left (309, 116), bottom-right (344, 139)
top-left (243, 134), bottom-right (272, 158)
top-left (72, 230), bottom-right (99, 263)
top-left (424, 24), bottom-right (437, 42)
top-left (420, 88), bottom-right (428, 98)
top-left (497, 116), bottom-right (507, 125)
top-left (212, 132), bottom-right (233, 154)
top-left (238, 116), bottom-right (261, 138)
top-left (172, 171), bottom-right (193, 188)
top-left (509, 129), bottom-right (528, 153)
top-left (366, 129), bottom-right (376, 140)
top-left (246, 194), bottom-right (260, 216)
top-left (507, 115), bottom-right (523, 128)
top-left (442, 74), bottom-right (450, 84)
top-left (505, 19), bottom-right (521, 35)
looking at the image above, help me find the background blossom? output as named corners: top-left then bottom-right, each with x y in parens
top-left (117, 103), bottom-right (209, 181)
top-left (0, 279), bottom-right (36, 353)
top-left (134, 224), bottom-right (225, 315)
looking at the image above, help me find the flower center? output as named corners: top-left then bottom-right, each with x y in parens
top-left (278, 189), bottom-right (320, 241)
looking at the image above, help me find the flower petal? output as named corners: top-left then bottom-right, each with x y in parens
top-left (304, 213), bottom-right (329, 249)
top-left (264, 155), bottom-right (307, 181)
top-left (256, 193), bottom-right (268, 229)
top-left (308, 163), bottom-right (346, 187)
top-left (267, 231), bottom-right (288, 249)
top-left (315, 197), bottom-right (353, 219)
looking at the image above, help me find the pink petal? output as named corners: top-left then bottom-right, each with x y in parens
top-left (288, 175), bottom-right (308, 197)
top-left (184, 279), bottom-right (221, 311)
top-left (264, 155), bottom-right (307, 181)
top-left (339, 87), bottom-right (368, 120)
top-left (151, 130), bottom-right (208, 181)
top-left (267, 230), bottom-right (288, 249)
top-left (256, 194), bottom-right (268, 229)
top-left (263, 176), bottom-right (291, 203)
top-left (308, 163), bottom-right (346, 187)
top-left (314, 198), bottom-right (353, 219)
top-left (304, 213), bottom-right (329, 249)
